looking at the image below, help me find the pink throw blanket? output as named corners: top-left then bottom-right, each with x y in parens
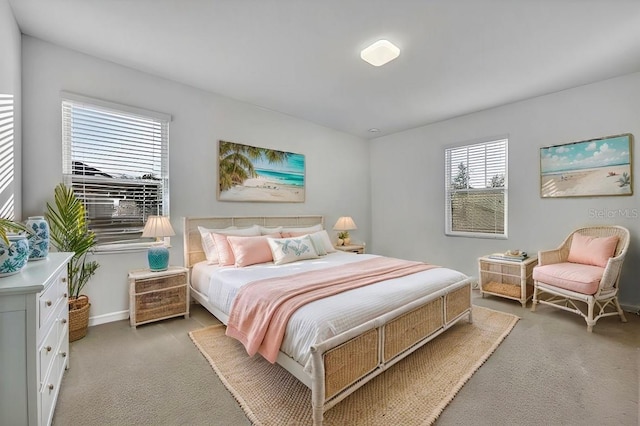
top-left (226, 257), bottom-right (439, 363)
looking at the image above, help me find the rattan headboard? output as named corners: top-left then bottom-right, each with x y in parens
top-left (183, 215), bottom-right (325, 268)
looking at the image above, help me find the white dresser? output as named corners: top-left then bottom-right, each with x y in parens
top-left (0, 252), bottom-right (74, 426)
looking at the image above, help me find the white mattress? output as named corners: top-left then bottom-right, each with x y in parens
top-left (191, 252), bottom-right (470, 373)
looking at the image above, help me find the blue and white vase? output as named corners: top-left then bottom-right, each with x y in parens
top-left (26, 216), bottom-right (50, 261)
top-left (0, 234), bottom-right (29, 277)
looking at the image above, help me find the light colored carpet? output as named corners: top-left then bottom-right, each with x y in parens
top-left (189, 305), bottom-right (518, 425)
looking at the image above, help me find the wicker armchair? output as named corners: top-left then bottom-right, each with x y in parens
top-left (531, 225), bottom-right (630, 332)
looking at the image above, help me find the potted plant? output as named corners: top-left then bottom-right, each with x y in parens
top-left (337, 231), bottom-right (351, 246)
top-left (46, 183), bottom-right (100, 341)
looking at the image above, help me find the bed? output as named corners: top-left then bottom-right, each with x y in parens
top-left (184, 216), bottom-right (473, 425)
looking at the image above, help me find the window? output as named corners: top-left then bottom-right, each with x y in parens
top-left (62, 93), bottom-right (171, 249)
top-left (445, 138), bottom-right (507, 238)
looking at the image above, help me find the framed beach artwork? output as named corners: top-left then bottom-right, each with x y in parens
top-left (217, 140), bottom-right (305, 202)
top-left (540, 133), bottom-right (633, 198)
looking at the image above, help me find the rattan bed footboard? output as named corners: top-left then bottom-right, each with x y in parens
top-left (310, 280), bottom-right (472, 424)
top-left (183, 216), bottom-right (473, 425)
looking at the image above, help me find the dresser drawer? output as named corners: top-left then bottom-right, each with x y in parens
top-left (39, 318), bottom-right (60, 385)
top-left (39, 323), bottom-right (68, 426)
top-left (39, 270), bottom-right (66, 329)
top-left (39, 349), bottom-right (64, 426)
top-left (39, 305), bottom-right (67, 384)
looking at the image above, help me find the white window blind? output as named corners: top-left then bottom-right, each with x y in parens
top-left (445, 138), bottom-right (508, 238)
top-left (62, 95), bottom-right (170, 248)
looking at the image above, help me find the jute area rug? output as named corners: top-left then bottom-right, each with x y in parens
top-left (189, 306), bottom-right (518, 425)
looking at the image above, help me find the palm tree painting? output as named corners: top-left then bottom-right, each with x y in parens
top-left (217, 140), bottom-right (305, 202)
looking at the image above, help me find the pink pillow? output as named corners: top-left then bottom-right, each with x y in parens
top-left (567, 233), bottom-right (618, 267)
top-left (211, 232), bottom-right (236, 266)
top-left (226, 235), bottom-right (273, 267)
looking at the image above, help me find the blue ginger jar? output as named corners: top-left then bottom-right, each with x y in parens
top-left (26, 216), bottom-right (50, 261)
top-left (0, 234), bottom-right (29, 277)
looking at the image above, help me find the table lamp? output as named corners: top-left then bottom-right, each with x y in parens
top-left (333, 216), bottom-right (357, 246)
top-left (141, 216), bottom-right (175, 271)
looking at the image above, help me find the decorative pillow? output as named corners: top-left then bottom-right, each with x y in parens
top-left (567, 233), bottom-right (618, 268)
top-left (267, 235), bottom-right (320, 265)
top-left (280, 223), bottom-right (323, 234)
top-left (198, 225), bottom-right (236, 264)
top-left (227, 234), bottom-right (279, 267)
top-left (282, 230), bottom-right (335, 255)
top-left (208, 226), bottom-right (262, 266)
top-left (313, 230), bottom-right (336, 253)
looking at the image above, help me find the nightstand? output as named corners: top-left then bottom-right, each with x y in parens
top-left (478, 255), bottom-right (538, 307)
top-left (335, 244), bottom-right (365, 254)
top-left (128, 266), bottom-right (189, 327)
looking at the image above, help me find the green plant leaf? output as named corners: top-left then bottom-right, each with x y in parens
top-left (46, 183), bottom-right (99, 298)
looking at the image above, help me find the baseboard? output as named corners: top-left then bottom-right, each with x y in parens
top-left (88, 310), bottom-right (129, 326)
top-left (621, 303), bottom-right (640, 315)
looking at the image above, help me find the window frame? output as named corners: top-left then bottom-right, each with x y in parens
top-left (61, 92), bottom-right (172, 253)
top-left (444, 136), bottom-right (508, 239)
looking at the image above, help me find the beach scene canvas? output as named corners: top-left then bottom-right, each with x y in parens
top-left (217, 140), bottom-right (305, 202)
top-left (540, 134), bottom-right (632, 198)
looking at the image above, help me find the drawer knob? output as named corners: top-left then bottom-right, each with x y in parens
top-left (46, 300), bottom-right (52, 307)
top-left (60, 351), bottom-right (67, 358)
top-left (61, 277), bottom-right (67, 283)
top-left (48, 384), bottom-right (54, 391)
top-left (64, 292), bottom-right (68, 298)
top-left (61, 318), bottom-right (67, 324)
top-left (46, 346), bottom-right (52, 352)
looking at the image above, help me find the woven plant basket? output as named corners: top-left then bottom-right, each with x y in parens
top-left (69, 295), bottom-right (90, 342)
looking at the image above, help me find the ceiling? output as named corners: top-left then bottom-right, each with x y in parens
top-left (9, 1), bottom-right (640, 139)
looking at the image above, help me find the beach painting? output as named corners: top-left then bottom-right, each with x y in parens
top-left (217, 140), bottom-right (305, 202)
top-left (540, 134), bottom-right (633, 198)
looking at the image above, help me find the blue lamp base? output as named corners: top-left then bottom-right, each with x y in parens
top-left (148, 245), bottom-right (169, 271)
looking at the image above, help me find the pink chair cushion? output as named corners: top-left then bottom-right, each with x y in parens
top-left (533, 262), bottom-right (604, 295)
top-left (567, 233), bottom-right (618, 267)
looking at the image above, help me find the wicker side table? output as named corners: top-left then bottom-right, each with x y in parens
top-left (478, 255), bottom-right (538, 307)
top-left (128, 266), bottom-right (189, 327)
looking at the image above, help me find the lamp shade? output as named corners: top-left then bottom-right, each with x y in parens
top-left (141, 216), bottom-right (175, 239)
top-left (333, 216), bottom-right (357, 231)
top-left (141, 216), bottom-right (175, 272)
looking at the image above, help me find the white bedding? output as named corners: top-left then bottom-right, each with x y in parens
top-left (191, 252), bottom-right (470, 373)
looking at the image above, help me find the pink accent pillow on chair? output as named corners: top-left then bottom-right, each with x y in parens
top-left (567, 233), bottom-right (618, 267)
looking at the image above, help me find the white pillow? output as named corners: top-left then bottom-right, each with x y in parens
top-left (198, 225), bottom-right (260, 264)
top-left (281, 223), bottom-right (323, 234)
top-left (259, 226), bottom-right (283, 235)
top-left (307, 233), bottom-right (327, 256)
top-left (267, 235), bottom-right (319, 265)
top-left (314, 230), bottom-right (336, 254)
top-left (198, 226), bottom-right (236, 264)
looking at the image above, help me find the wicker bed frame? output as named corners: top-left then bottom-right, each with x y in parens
top-left (184, 216), bottom-right (473, 425)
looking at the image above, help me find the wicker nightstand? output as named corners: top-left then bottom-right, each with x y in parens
top-left (478, 255), bottom-right (538, 307)
top-left (128, 266), bottom-right (189, 327)
top-left (334, 244), bottom-right (365, 254)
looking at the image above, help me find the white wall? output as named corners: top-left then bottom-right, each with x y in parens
top-left (0, 0), bottom-right (22, 218)
top-left (370, 73), bottom-right (640, 311)
top-left (21, 36), bottom-right (370, 324)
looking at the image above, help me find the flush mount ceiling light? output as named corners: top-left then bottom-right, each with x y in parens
top-left (360, 39), bottom-right (400, 67)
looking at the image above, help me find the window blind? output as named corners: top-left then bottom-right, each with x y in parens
top-left (0, 94), bottom-right (15, 219)
top-left (445, 138), bottom-right (507, 238)
top-left (62, 96), bottom-right (170, 247)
